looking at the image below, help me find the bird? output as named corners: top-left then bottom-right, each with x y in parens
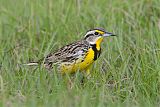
top-left (26, 28), bottom-right (116, 76)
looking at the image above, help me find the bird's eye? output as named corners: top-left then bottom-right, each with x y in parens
top-left (94, 32), bottom-right (99, 35)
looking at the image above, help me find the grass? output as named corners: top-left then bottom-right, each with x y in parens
top-left (0, 0), bottom-right (160, 106)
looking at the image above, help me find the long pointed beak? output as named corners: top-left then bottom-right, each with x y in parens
top-left (103, 32), bottom-right (116, 37)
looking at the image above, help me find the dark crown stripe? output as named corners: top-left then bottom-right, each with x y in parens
top-left (88, 28), bottom-right (106, 33)
top-left (84, 34), bottom-right (94, 39)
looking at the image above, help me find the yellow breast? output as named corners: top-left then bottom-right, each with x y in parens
top-left (60, 48), bottom-right (95, 74)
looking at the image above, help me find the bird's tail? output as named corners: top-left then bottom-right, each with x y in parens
top-left (23, 57), bottom-right (45, 66)
top-left (23, 62), bottom-right (39, 66)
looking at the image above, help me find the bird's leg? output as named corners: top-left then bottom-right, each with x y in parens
top-left (86, 68), bottom-right (91, 78)
top-left (85, 65), bottom-right (92, 79)
top-left (81, 65), bottom-right (92, 84)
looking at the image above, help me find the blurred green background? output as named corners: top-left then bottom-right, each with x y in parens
top-left (0, 0), bottom-right (160, 107)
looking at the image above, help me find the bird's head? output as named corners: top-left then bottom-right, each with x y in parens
top-left (84, 28), bottom-right (116, 45)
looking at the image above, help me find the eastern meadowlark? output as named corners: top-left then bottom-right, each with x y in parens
top-left (26, 28), bottom-right (116, 75)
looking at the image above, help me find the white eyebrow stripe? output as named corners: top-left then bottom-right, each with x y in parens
top-left (85, 31), bottom-right (95, 36)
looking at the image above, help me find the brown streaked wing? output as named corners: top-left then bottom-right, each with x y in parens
top-left (44, 40), bottom-right (90, 64)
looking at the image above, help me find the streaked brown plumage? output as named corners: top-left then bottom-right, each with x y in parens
top-left (26, 28), bottom-right (116, 75)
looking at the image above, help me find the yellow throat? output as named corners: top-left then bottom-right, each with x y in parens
top-left (95, 37), bottom-right (103, 51)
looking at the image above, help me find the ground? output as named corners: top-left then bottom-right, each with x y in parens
top-left (0, 0), bottom-right (160, 107)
